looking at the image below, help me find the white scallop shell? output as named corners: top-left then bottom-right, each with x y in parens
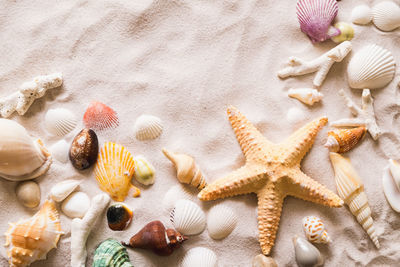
top-left (50, 179), bottom-right (81, 202)
top-left (163, 184), bottom-right (197, 212)
top-left (133, 114), bottom-right (163, 141)
top-left (170, 199), bottom-right (206, 235)
top-left (45, 108), bottom-right (77, 136)
top-left (207, 204), bottom-right (238, 240)
top-left (49, 139), bottom-right (69, 163)
top-left (347, 44), bottom-right (396, 89)
top-left (181, 247), bottom-right (218, 267)
top-left (372, 1), bottom-right (400, 32)
top-left (351, 5), bottom-right (372, 25)
top-left (61, 191), bottom-right (90, 218)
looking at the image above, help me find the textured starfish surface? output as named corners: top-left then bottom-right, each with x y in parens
top-left (198, 106), bottom-right (343, 255)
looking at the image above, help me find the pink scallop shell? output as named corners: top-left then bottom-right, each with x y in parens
top-left (83, 101), bottom-right (119, 131)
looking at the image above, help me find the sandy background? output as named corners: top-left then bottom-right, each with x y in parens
top-left (0, 0), bottom-right (399, 266)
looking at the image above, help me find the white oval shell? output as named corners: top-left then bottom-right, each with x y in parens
top-left (0, 119), bottom-right (52, 181)
top-left (61, 191), bottom-right (90, 218)
top-left (383, 166), bottom-right (400, 213)
top-left (15, 181), bottom-right (41, 208)
top-left (162, 184), bottom-right (197, 212)
top-left (45, 108), bottom-right (77, 136)
top-left (181, 247), bottom-right (218, 267)
top-left (133, 114), bottom-right (163, 141)
top-left (50, 179), bottom-right (81, 202)
top-left (170, 199), bottom-right (206, 235)
top-left (288, 88), bottom-right (323, 106)
top-left (347, 44), bottom-right (396, 89)
top-left (50, 139), bottom-right (69, 163)
top-left (372, 1), bottom-right (400, 32)
top-left (351, 5), bottom-right (372, 25)
top-left (207, 204), bottom-right (237, 240)
top-left (133, 155), bottom-right (156, 185)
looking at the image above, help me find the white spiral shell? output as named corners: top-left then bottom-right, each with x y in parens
top-left (133, 114), bottom-right (163, 141)
top-left (372, 1), bottom-right (400, 32)
top-left (170, 199), bottom-right (206, 235)
top-left (45, 108), bottom-right (77, 136)
top-left (207, 204), bottom-right (238, 240)
top-left (181, 247), bottom-right (218, 267)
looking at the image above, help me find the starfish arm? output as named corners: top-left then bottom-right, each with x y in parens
top-left (226, 106), bottom-right (273, 161)
top-left (280, 117), bottom-right (328, 166)
top-left (286, 170), bottom-right (343, 207)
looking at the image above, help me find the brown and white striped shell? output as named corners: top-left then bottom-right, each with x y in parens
top-left (324, 127), bottom-right (366, 153)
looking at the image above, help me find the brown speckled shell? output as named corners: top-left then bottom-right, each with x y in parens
top-left (69, 129), bottom-right (99, 170)
top-left (328, 126), bottom-right (366, 153)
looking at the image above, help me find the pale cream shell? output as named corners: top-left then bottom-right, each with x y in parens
top-left (133, 155), bottom-right (156, 185)
top-left (15, 181), bottom-right (41, 208)
top-left (49, 139), bottom-right (69, 163)
top-left (351, 5), bottom-right (372, 25)
top-left (207, 204), bottom-right (238, 240)
top-left (170, 199), bottom-right (206, 235)
top-left (288, 88), bottom-right (323, 106)
top-left (372, 1), bottom-right (400, 32)
top-left (44, 108), bottom-right (77, 136)
top-left (133, 114), bottom-right (163, 141)
top-left (181, 247), bottom-right (218, 267)
top-left (382, 166), bottom-right (400, 213)
top-left (50, 179), bottom-right (81, 202)
top-left (162, 184), bottom-right (197, 212)
top-left (61, 191), bottom-right (90, 219)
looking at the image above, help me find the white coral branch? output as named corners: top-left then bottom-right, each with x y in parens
top-left (71, 193), bottom-right (110, 267)
top-left (331, 89), bottom-right (381, 140)
top-left (277, 41), bottom-right (352, 87)
top-left (0, 73), bottom-right (63, 118)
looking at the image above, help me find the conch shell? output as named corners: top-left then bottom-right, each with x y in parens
top-left (324, 126), bottom-right (366, 153)
top-left (4, 200), bottom-right (64, 267)
top-left (0, 119), bottom-right (52, 181)
top-left (162, 148), bottom-right (207, 189)
top-left (329, 152), bottom-right (380, 248)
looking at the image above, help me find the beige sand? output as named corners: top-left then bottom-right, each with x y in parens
top-left (0, 0), bottom-right (399, 266)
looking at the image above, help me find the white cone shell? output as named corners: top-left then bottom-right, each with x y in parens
top-left (372, 1), bottom-right (400, 32)
top-left (50, 139), bottom-right (69, 163)
top-left (170, 199), bottom-right (206, 235)
top-left (347, 44), bottom-right (396, 89)
top-left (133, 114), bottom-right (163, 141)
top-left (351, 5), bottom-right (372, 25)
top-left (45, 108), bottom-right (77, 136)
top-left (61, 191), bottom-right (90, 218)
top-left (50, 179), bottom-right (81, 202)
top-left (181, 247), bottom-right (218, 267)
top-left (288, 88), bottom-right (323, 106)
top-left (207, 204), bottom-right (238, 240)
top-left (163, 184), bottom-right (197, 212)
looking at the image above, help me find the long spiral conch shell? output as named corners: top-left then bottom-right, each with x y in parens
top-left (162, 148), bottom-right (207, 189)
top-left (329, 152), bottom-right (380, 248)
top-left (324, 126), bottom-right (366, 153)
top-left (4, 200), bottom-right (64, 267)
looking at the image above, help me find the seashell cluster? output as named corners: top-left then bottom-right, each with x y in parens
top-left (107, 202), bottom-right (133, 231)
top-left (0, 119), bottom-right (52, 181)
top-left (61, 191), bottom-right (90, 219)
top-left (351, 5), bottom-right (372, 25)
top-left (162, 184), bottom-right (197, 212)
top-left (50, 139), bottom-right (70, 163)
top-left (170, 199), bottom-right (206, 236)
top-left (288, 88), bottom-right (323, 106)
top-left (181, 247), bottom-right (218, 267)
top-left (133, 114), bottom-right (163, 141)
top-left (133, 155), bottom-right (156, 185)
top-left (252, 254), bottom-right (278, 267)
top-left (331, 22), bottom-right (354, 43)
top-left (302, 216), bottom-right (331, 244)
top-left (83, 101), bottom-right (119, 131)
top-left (207, 204), bottom-right (238, 240)
top-left (69, 129), bottom-right (99, 170)
top-left (372, 1), bottom-right (400, 32)
top-left (324, 127), bottom-right (366, 153)
top-left (122, 220), bottom-right (187, 256)
top-left (5, 200), bottom-right (64, 267)
top-left (347, 44), bottom-right (396, 90)
top-left (162, 148), bottom-right (207, 189)
top-left (15, 181), bottom-right (41, 208)
top-left (93, 239), bottom-right (133, 267)
top-left (293, 236), bottom-right (324, 267)
top-left (44, 108), bottom-right (77, 136)
top-left (50, 179), bottom-right (81, 202)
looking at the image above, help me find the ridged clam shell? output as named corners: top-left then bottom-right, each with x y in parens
top-left (61, 191), bottom-right (90, 219)
top-left (207, 204), bottom-right (238, 240)
top-left (83, 101), bottom-right (119, 131)
top-left (44, 108), bottom-right (77, 136)
top-left (324, 127), bottom-right (366, 153)
top-left (288, 88), bottom-right (323, 106)
top-left (372, 1), bottom-right (400, 32)
top-left (351, 5), bottom-right (372, 25)
top-left (50, 179), bottom-right (81, 202)
top-left (49, 139), bottom-right (69, 163)
top-left (162, 184), bottom-right (197, 212)
top-left (133, 114), bottom-right (163, 141)
top-left (181, 247), bottom-right (217, 267)
top-left (0, 119), bottom-right (52, 181)
top-left (347, 44), bottom-right (396, 89)
top-left (302, 216), bottom-right (331, 244)
top-left (382, 166), bottom-right (400, 213)
top-left (170, 199), bottom-right (206, 235)
top-left (93, 239), bottom-right (133, 267)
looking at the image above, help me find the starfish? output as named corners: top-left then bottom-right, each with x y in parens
top-left (198, 106), bottom-right (343, 255)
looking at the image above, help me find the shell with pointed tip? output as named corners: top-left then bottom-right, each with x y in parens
top-left (15, 181), bottom-right (41, 208)
top-left (94, 142), bottom-right (140, 201)
top-left (83, 101), bottom-right (119, 131)
top-left (0, 119), bottom-right (52, 181)
top-left (162, 184), bottom-right (197, 212)
top-left (324, 127), bottom-right (366, 153)
top-left (133, 114), bottom-right (163, 141)
top-left (293, 236), bottom-right (324, 267)
top-left (49, 140), bottom-right (69, 163)
top-left (302, 216), bottom-right (331, 244)
top-left (347, 44), bottom-right (396, 89)
top-left (252, 254), bottom-right (278, 267)
top-left (296, 0), bottom-right (340, 43)
top-left (351, 5), bottom-right (372, 25)
top-left (61, 191), bottom-right (90, 219)
top-left (329, 152), bottom-right (380, 248)
top-left (372, 1), bottom-right (400, 32)
top-left (4, 200), bottom-right (64, 267)
top-left (170, 199), bottom-right (206, 235)
top-left (50, 179), bottom-right (81, 202)
top-left (133, 155), bottom-right (155, 185)
top-left (181, 247), bottom-right (217, 267)
top-left (207, 204), bottom-right (238, 240)
top-left (44, 108), bottom-right (77, 136)
top-left (383, 166), bottom-right (400, 213)
top-left (93, 239), bottom-right (133, 267)
top-left (288, 88), bottom-right (323, 106)
top-left (389, 159), bottom-right (400, 192)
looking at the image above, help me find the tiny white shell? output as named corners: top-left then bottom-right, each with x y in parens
top-left (383, 166), bottom-right (400, 213)
top-left (372, 1), bottom-right (400, 32)
top-left (288, 88), bottom-right (323, 106)
top-left (170, 199), bottom-right (206, 235)
top-left (351, 5), bottom-right (372, 25)
top-left (133, 114), bottom-right (163, 141)
top-left (50, 179), bottom-right (81, 202)
top-left (49, 139), bottom-right (69, 163)
top-left (286, 107), bottom-right (307, 126)
top-left (181, 247), bottom-right (218, 267)
top-left (45, 108), bottom-right (77, 136)
top-left (61, 191), bottom-right (90, 218)
top-left (133, 155), bottom-right (156, 185)
top-left (207, 204), bottom-right (238, 240)
top-left (162, 184), bottom-right (197, 212)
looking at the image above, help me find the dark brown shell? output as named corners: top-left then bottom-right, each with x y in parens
top-left (107, 203), bottom-right (133, 231)
top-left (69, 129), bottom-right (98, 170)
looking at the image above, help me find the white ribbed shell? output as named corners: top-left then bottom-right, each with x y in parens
top-left (347, 44), bottom-right (396, 89)
top-left (372, 1), bottom-right (400, 32)
top-left (45, 108), bottom-right (77, 136)
top-left (170, 199), bottom-right (206, 235)
top-left (133, 114), bottom-right (163, 141)
top-left (207, 204), bottom-right (237, 240)
top-left (351, 5), bottom-right (372, 25)
top-left (181, 247), bottom-right (218, 267)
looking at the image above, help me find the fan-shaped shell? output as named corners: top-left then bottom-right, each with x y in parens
top-left (302, 216), bottom-right (331, 244)
top-left (133, 114), bottom-right (163, 141)
top-left (0, 119), bottom-right (52, 181)
top-left (61, 191), bottom-right (90, 219)
top-left (351, 5), bottom-right (372, 25)
top-left (50, 179), bottom-right (81, 202)
top-left (372, 1), bottom-right (400, 32)
top-left (93, 239), bottom-right (133, 267)
top-left (49, 139), bottom-right (69, 163)
top-left (347, 44), bottom-right (396, 89)
top-left (162, 184), bottom-right (197, 212)
top-left (4, 200), bottom-right (64, 267)
top-left (44, 108), bottom-right (77, 136)
top-left (296, 0), bottom-right (339, 43)
top-left (207, 204), bottom-right (238, 240)
top-left (181, 247), bottom-right (218, 267)
top-left (94, 142), bottom-right (137, 201)
top-left (170, 199), bottom-right (206, 235)
top-left (83, 101), bottom-right (119, 131)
